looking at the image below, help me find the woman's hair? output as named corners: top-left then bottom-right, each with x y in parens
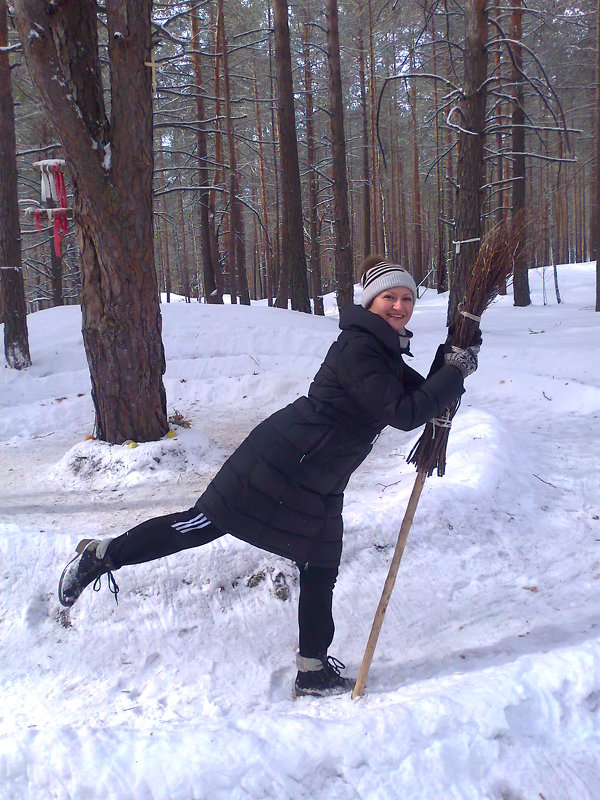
top-left (358, 254), bottom-right (386, 282)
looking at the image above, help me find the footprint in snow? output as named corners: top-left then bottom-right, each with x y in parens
top-left (23, 593), bottom-right (50, 626)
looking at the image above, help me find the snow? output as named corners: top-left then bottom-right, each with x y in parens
top-left (101, 143), bottom-right (112, 171)
top-left (1, 263), bottom-right (599, 799)
top-left (32, 159), bottom-right (66, 169)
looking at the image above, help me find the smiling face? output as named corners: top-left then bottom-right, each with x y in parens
top-left (368, 286), bottom-right (415, 332)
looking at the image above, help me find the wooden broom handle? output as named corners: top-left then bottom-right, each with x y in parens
top-left (352, 469), bottom-right (427, 700)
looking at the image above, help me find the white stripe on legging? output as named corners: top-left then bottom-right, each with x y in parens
top-left (171, 513), bottom-right (213, 533)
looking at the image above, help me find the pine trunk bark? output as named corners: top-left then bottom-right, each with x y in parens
top-left (591, 0), bottom-right (600, 311)
top-left (444, 39), bottom-right (455, 288)
top-left (326, 0), bottom-right (354, 311)
top-left (409, 54), bottom-right (423, 286)
top-left (397, 159), bottom-right (409, 269)
top-left (357, 12), bottom-right (371, 257)
top-left (252, 63), bottom-right (274, 306)
top-left (158, 143), bottom-right (171, 303)
top-left (272, 0), bottom-right (310, 312)
top-left (448, 0), bottom-right (488, 324)
top-left (302, 15), bottom-right (324, 316)
top-left (190, 5), bottom-right (222, 303)
top-left (267, 1), bottom-right (282, 296)
top-left (14, 0), bottom-right (167, 442)
top-left (574, 156), bottom-right (582, 264)
top-left (431, 15), bottom-right (446, 293)
top-left (218, 0), bottom-right (249, 306)
top-left (0, 0), bottom-right (31, 369)
top-left (367, 0), bottom-right (380, 254)
top-left (209, 9), bottom-right (225, 300)
top-left (177, 186), bottom-right (191, 302)
top-left (389, 88), bottom-right (399, 260)
top-left (510, 0), bottom-right (530, 307)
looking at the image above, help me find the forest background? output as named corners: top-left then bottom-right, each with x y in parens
top-left (1, 0), bottom-right (599, 442)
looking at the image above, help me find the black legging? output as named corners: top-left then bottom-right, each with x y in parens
top-left (105, 502), bottom-right (338, 659)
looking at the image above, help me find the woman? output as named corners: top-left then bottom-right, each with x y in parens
top-left (59, 256), bottom-right (479, 698)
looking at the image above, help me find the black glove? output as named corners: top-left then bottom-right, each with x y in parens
top-left (467, 327), bottom-right (483, 348)
top-left (444, 345), bottom-right (479, 378)
top-left (427, 344), bottom-right (446, 378)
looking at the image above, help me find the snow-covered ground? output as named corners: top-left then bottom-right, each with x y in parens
top-left (1, 263), bottom-right (599, 800)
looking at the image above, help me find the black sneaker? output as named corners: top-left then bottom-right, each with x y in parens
top-left (58, 539), bottom-right (119, 607)
top-left (294, 655), bottom-right (355, 698)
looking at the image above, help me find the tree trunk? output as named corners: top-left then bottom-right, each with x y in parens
top-left (14, 0), bottom-right (167, 443)
top-left (267, 1), bottom-right (282, 296)
top-left (357, 9), bottom-right (371, 257)
top-left (574, 152), bottom-right (582, 264)
top-left (272, 0), bottom-right (310, 312)
top-left (0, 0), bottom-right (31, 369)
top-left (367, 0), bottom-right (381, 254)
top-left (409, 48), bottom-right (423, 285)
top-left (302, 13), bottom-right (324, 316)
top-left (158, 142), bottom-right (171, 303)
top-left (190, 4), bottom-right (222, 303)
top-left (218, 0), bottom-right (249, 306)
top-left (510, 0), bottom-right (530, 307)
top-left (252, 62), bottom-right (274, 306)
top-left (326, 0), bottom-right (354, 311)
top-left (431, 14), bottom-right (446, 293)
top-left (208, 7), bottom-right (225, 301)
top-left (443, 37), bottom-right (455, 292)
top-left (448, 0), bottom-right (488, 324)
top-left (389, 81), bottom-right (399, 260)
top-left (177, 184), bottom-right (190, 302)
top-left (397, 158), bottom-right (409, 269)
top-left (591, 0), bottom-right (600, 311)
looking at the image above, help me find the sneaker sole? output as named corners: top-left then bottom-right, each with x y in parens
top-left (293, 684), bottom-right (353, 699)
top-left (57, 539), bottom-right (96, 607)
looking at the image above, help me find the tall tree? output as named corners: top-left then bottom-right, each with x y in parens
top-left (357, 5), bottom-right (371, 257)
top-left (0, 0), bottom-right (31, 369)
top-left (272, 0), bottom-right (310, 312)
top-left (158, 140), bottom-right (172, 302)
top-left (448, 0), bottom-right (488, 324)
top-left (367, 0), bottom-right (381, 254)
top-left (252, 61), bottom-right (274, 306)
top-left (592, 0), bottom-right (600, 311)
top-left (327, 0), bottom-right (354, 311)
top-left (302, 11), bottom-right (324, 315)
top-left (190, 3), bottom-right (222, 303)
top-left (431, 12), bottom-right (447, 293)
top-left (13, 0), bottom-right (167, 443)
top-left (409, 45), bottom-right (424, 285)
top-left (510, 0), bottom-right (530, 307)
top-left (218, 0), bottom-right (249, 305)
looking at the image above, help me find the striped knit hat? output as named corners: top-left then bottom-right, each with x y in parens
top-left (360, 261), bottom-right (417, 308)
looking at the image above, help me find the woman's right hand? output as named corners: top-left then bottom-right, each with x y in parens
top-left (444, 345), bottom-right (479, 378)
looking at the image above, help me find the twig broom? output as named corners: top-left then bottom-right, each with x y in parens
top-left (352, 214), bottom-right (527, 700)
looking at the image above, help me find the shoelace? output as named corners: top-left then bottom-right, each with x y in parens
top-left (324, 655), bottom-right (346, 676)
top-left (93, 570), bottom-right (120, 604)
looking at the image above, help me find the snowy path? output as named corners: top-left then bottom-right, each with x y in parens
top-left (1, 265), bottom-right (600, 799)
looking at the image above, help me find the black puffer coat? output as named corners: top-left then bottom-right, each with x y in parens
top-left (197, 304), bottom-right (463, 568)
